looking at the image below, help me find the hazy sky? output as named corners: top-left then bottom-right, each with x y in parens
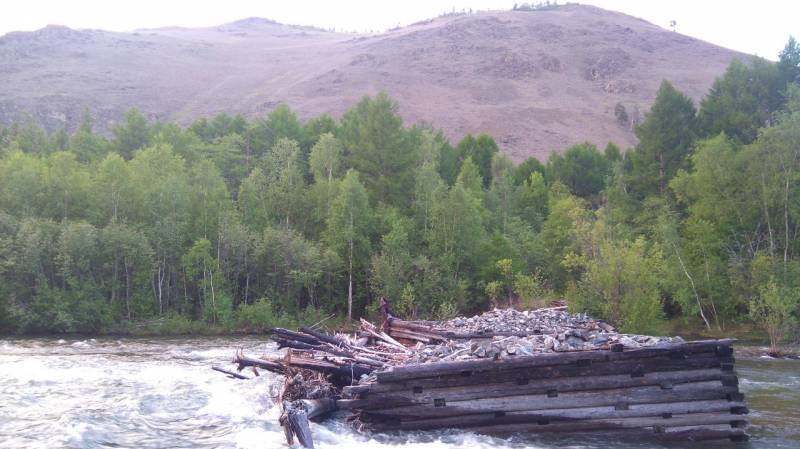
top-left (1, 0), bottom-right (797, 59)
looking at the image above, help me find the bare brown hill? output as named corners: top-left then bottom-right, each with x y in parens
top-left (0, 5), bottom-right (747, 160)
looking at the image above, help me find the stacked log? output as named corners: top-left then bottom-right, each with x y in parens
top-left (339, 339), bottom-right (748, 442)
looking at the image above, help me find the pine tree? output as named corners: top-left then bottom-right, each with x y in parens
top-left (629, 81), bottom-right (697, 198)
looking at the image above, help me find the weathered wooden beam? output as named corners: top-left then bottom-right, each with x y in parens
top-left (271, 328), bottom-right (322, 346)
top-left (453, 424), bottom-right (746, 441)
top-left (376, 340), bottom-right (734, 382)
top-left (352, 380), bottom-right (737, 417)
top-left (387, 328), bottom-right (435, 343)
top-left (234, 353), bottom-right (285, 373)
top-left (367, 354), bottom-right (733, 392)
top-left (462, 412), bottom-right (747, 434)
top-left (343, 368), bottom-right (729, 402)
top-left (363, 400), bottom-right (746, 431)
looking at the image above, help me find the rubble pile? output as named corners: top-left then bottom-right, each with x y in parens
top-left (399, 308), bottom-right (685, 363)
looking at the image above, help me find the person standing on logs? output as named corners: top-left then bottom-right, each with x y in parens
top-left (378, 296), bottom-right (394, 331)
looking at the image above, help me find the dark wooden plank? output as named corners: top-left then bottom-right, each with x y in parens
top-left (364, 400), bottom-right (746, 431)
top-left (462, 413), bottom-right (747, 434)
top-left (470, 425), bottom-right (747, 441)
top-left (343, 368), bottom-right (729, 402)
top-left (376, 339), bottom-right (734, 382)
top-left (367, 354), bottom-right (733, 392)
top-left (355, 380), bottom-right (736, 417)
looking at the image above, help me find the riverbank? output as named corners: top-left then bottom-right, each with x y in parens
top-left (3, 312), bottom-right (797, 359)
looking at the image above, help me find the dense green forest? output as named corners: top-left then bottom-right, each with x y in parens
top-left (1, 40), bottom-right (799, 349)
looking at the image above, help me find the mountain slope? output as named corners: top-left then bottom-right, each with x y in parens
top-left (0, 5), bottom-right (747, 160)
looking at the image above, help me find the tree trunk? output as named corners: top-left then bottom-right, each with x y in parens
top-left (124, 260), bottom-right (131, 321)
top-left (209, 268), bottom-right (217, 324)
top-left (671, 242), bottom-right (711, 330)
top-left (348, 237), bottom-right (354, 321)
top-left (761, 173), bottom-right (775, 257)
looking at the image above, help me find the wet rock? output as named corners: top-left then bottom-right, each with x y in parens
top-left (619, 336), bottom-right (640, 348)
top-left (566, 336), bottom-right (584, 349)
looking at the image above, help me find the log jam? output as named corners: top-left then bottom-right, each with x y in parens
top-left (217, 307), bottom-right (749, 447)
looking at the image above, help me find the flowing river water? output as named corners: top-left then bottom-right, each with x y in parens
top-left (0, 337), bottom-right (797, 449)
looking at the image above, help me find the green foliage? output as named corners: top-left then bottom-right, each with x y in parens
top-left (325, 170), bottom-right (373, 319)
top-left (778, 36), bottom-right (800, 87)
top-left (546, 143), bottom-right (610, 198)
top-left (340, 93), bottom-right (418, 208)
top-left (698, 58), bottom-right (784, 144)
top-left (454, 134), bottom-right (499, 188)
top-left (1, 84), bottom-right (798, 343)
top-left (629, 81), bottom-right (697, 198)
top-left (512, 156), bottom-right (546, 186)
top-left (112, 108), bottom-right (150, 159)
top-left (309, 133), bottom-right (343, 183)
top-left (540, 194), bottom-right (586, 288)
top-left (750, 276), bottom-right (799, 354)
top-left (570, 236), bottom-right (664, 334)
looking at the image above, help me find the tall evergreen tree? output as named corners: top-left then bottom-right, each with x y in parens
top-left (629, 80), bottom-right (697, 198)
top-left (340, 92), bottom-right (418, 208)
top-left (698, 58), bottom-right (783, 144)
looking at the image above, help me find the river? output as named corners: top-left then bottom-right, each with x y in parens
top-left (0, 337), bottom-right (797, 449)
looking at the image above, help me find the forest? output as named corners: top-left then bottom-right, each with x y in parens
top-left (0, 39), bottom-right (799, 350)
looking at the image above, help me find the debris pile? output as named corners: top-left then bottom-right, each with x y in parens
top-left (215, 307), bottom-right (748, 448)
top-left (400, 308), bottom-right (685, 363)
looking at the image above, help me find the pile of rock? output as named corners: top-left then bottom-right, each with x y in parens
top-left (442, 307), bottom-right (613, 335)
top-left (398, 308), bottom-right (684, 364)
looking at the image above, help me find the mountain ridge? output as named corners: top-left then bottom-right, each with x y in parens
top-left (0, 4), bottom-right (748, 160)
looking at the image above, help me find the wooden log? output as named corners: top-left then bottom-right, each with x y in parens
top-left (343, 368), bottom-right (729, 402)
top-left (271, 328), bottom-right (322, 346)
top-left (288, 357), bottom-right (374, 379)
top-left (353, 380), bottom-right (737, 417)
top-left (388, 318), bottom-right (448, 335)
top-left (234, 353), bottom-right (285, 373)
top-left (280, 399), bottom-right (337, 449)
top-left (273, 338), bottom-right (386, 368)
top-left (274, 337), bottom-right (326, 353)
top-left (461, 412), bottom-right (747, 434)
top-left (365, 354), bottom-right (734, 392)
top-left (450, 424), bottom-right (746, 441)
top-left (360, 318), bottom-right (411, 353)
top-left (283, 401), bottom-right (315, 449)
top-left (299, 326), bottom-right (346, 347)
top-left (387, 329), bottom-right (434, 343)
top-left (212, 366), bottom-right (249, 380)
top-left (233, 351), bottom-right (373, 380)
top-left (299, 398), bottom-right (338, 421)
top-left (363, 400), bottom-right (746, 431)
top-left (376, 340), bottom-right (734, 382)
top-left (387, 327), bottom-right (443, 341)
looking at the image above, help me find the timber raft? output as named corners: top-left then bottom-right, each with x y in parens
top-left (217, 307), bottom-right (749, 447)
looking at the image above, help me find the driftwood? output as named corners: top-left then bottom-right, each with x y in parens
top-left (280, 399), bottom-right (338, 449)
top-left (211, 366), bottom-right (249, 380)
